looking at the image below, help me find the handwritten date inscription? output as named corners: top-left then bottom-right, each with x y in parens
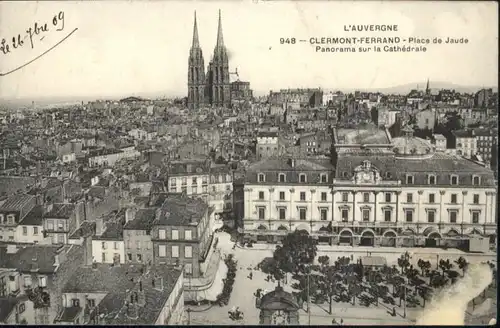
top-left (1, 11), bottom-right (65, 55)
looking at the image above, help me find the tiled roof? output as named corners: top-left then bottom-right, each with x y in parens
top-left (44, 203), bottom-right (75, 218)
top-left (0, 245), bottom-right (63, 274)
top-left (54, 306), bottom-right (82, 323)
top-left (19, 205), bottom-right (44, 226)
top-left (0, 297), bottom-right (19, 322)
top-left (0, 194), bottom-right (35, 211)
top-left (168, 159), bottom-right (210, 176)
top-left (123, 208), bottom-right (156, 231)
top-left (155, 194), bottom-right (208, 226)
top-left (248, 158), bottom-right (333, 172)
top-left (335, 152), bottom-right (496, 187)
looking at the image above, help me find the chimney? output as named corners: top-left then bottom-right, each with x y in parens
top-left (125, 208), bottom-right (137, 223)
top-left (83, 235), bottom-right (93, 266)
top-left (288, 158), bottom-right (295, 168)
top-left (126, 302), bottom-right (139, 319)
top-left (137, 281), bottom-right (146, 306)
top-left (54, 254), bottom-right (60, 267)
top-left (45, 203), bottom-right (53, 214)
top-left (95, 217), bottom-right (104, 236)
top-left (152, 276), bottom-right (164, 291)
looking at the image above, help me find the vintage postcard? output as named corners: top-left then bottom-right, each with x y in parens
top-left (0, 0), bottom-right (497, 326)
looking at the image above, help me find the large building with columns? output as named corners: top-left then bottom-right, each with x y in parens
top-left (242, 126), bottom-right (497, 249)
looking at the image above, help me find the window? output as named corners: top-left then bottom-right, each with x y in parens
top-left (279, 208), bottom-right (286, 220)
top-left (128, 253), bottom-right (132, 261)
top-left (341, 209), bottom-right (349, 221)
top-left (385, 193), bottom-right (391, 202)
top-left (136, 241), bottom-right (141, 249)
top-left (181, 177), bottom-right (187, 185)
top-left (192, 177), bottom-right (197, 184)
top-left (181, 186), bottom-right (187, 193)
top-left (427, 211), bottom-right (435, 223)
top-left (22, 227), bottom-right (27, 236)
top-left (320, 208), bottom-right (328, 221)
top-left (258, 173), bottom-right (265, 182)
top-left (23, 276), bottom-right (32, 287)
top-left (137, 254), bottom-right (142, 262)
top-left (299, 174), bottom-right (307, 183)
top-left (428, 194), bottom-right (435, 203)
top-left (405, 210), bottom-right (413, 222)
top-left (57, 234), bottom-right (64, 244)
top-left (279, 173), bottom-right (286, 183)
top-left (384, 210), bottom-right (391, 222)
top-left (192, 186), bottom-right (198, 194)
top-left (473, 194), bottom-right (479, 204)
top-left (7, 215), bottom-right (15, 225)
top-left (185, 263), bottom-right (193, 274)
top-left (406, 193), bottom-right (413, 203)
top-left (159, 245), bottom-right (166, 257)
top-left (202, 185), bottom-right (207, 193)
top-left (170, 178), bottom-right (176, 185)
top-left (258, 207), bottom-right (265, 220)
top-left (363, 193), bottom-right (370, 203)
top-left (279, 191), bottom-right (285, 200)
top-left (185, 246), bottom-right (193, 258)
top-left (321, 192), bottom-right (327, 201)
top-left (72, 299), bottom-right (80, 307)
top-left (259, 191), bottom-right (265, 200)
top-left (342, 192), bottom-right (349, 202)
top-left (159, 229), bottom-right (166, 239)
top-left (102, 253), bottom-right (106, 262)
top-left (472, 211), bottom-right (480, 224)
top-left (18, 302), bottom-right (26, 313)
top-left (321, 174), bottom-right (327, 183)
top-left (172, 246), bottom-right (179, 258)
top-left (47, 220), bottom-right (54, 230)
top-left (185, 230), bottom-right (192, 240)
top-left (451, 194), bottom-right (457, 204)
top-left (449, 211), bottom-right (457, 223)
top-left (87, 299), bottom-right (96, 308)
top-left (428, 175), bottom-right (436, 185)
top-left (172, 230), bottom-right (179, 240)
top-left (300, 192), bottom-right (306, 201)
top-left (472, 176), bottom-right (481, 185)
top-left (362, 209), bottom-right (370, 221)
top-left (299, 208), bottom-right (306, 220)
top-left (406, 175), bottom-right (414, 184)
top-left (450, 175), bottom-right (459, 185)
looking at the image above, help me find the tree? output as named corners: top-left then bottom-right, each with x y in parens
top-left (438, 259), bottom-right (453, 277)
top-left (320, 265), bottom-right (340, 314)
top-left (417, 259), bottom-right (432, 277)
top-left (397, 253), bottom-right (411, 275)
top-left (346, 273), bottom-right (362, 305)
top-left (455, 256), bottom-right (468, 277)
top-left (318, 255), bottom-right (330, 267)
top-left (273, 230), bottom-right (318, 279)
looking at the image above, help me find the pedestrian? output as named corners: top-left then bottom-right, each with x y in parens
top-left (332, 318), bottom-right (337, 325)
top-left (340, 318), bottom-right (343, 325)
top-left (249, 272), bottom-right (253, 280)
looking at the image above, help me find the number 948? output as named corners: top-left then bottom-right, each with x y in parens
top-left (280, 38), bottom-right (296, 44)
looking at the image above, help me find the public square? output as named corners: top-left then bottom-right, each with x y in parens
top-left (187, 232), bottom-right (497, 325)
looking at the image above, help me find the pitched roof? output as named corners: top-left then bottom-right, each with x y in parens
top-left (123, 208), bottom-right (156, 231)
top-left (19, 205), bottom-right (44, 226)
top-left (155, 194), bottom-right (208, 226)
top-left (0, 194), bottom-right (35, 211)
top-left (0, 245), bottom-right (63, 274)
top-left (44, 203), bottom-right (75, 218)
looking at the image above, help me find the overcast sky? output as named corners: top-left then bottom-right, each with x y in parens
top-left (0, 0), bottom-right (497, 100)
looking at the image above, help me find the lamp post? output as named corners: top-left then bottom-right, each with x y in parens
top-left (403, 276), bottom-right (407, 319)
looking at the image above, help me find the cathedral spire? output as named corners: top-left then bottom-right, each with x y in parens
top-left (192, 11), bottom-right (200, 48)
top-left (216, 9), bottom-right (224, 48)
top-left (425, 78), bottom-right (430, 95)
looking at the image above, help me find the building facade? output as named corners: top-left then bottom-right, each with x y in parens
top-left (242, 129), bottom-right (497, 249)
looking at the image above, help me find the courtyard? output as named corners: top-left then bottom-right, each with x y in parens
top-left (187, 232), bottom-right (496, 325)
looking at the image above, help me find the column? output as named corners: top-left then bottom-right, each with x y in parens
top-left (373, 191), bottom-right (378, 222)
top-left (269, 187), bottom-right (275, 242)
top-left (439, 190), bottom-right (445, 229)
top-left (310, 189), bottom-right (316, 231)
top-left (289, 188), bottom-right (295, 229)
top-left (351, 191), bottom-right (357, 222)
top-left (461, 191), bottom-right (467, 236)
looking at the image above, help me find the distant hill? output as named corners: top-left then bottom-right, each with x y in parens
top-left (339, 82), bottom-right (498, 95)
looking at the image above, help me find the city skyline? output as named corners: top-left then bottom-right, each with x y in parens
top-left (0, 1), bottom-right (498, 101)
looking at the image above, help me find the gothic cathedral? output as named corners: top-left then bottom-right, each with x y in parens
top-left (187, 10), bottom-right (231, 110)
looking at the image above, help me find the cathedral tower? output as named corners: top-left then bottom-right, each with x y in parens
top-left (207, 10), bottom-right (231, 108)
top-left (187, 11), bottom-right (206, 110)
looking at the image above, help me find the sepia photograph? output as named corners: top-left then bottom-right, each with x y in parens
top-left (0, 0), bottom-right (497, 325)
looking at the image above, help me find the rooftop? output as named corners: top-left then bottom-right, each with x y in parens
top-left (19, 205), bottom-right (44, 226)
top-left (0, 194), bottom-right (35, 211)
top-left (0, 245), bottom-right (67, 274)
top-left (155, 194), bottom-right (209, 226)
top-left (123, 208), bottom-right (156, 231)
top-left (247, 158), bottom-right (334, 172)
top-left (44, 203), bottom-right (76, 219)
top-left (335, 127), bottom-right (390, 145)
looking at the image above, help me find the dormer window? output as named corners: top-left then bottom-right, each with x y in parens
top-left (278, 173), bottom-right (286, 183)
top-left (342, 172), bottom-right (348, 178)
top-left (450, 175), bottom-right (459, 185)
top-left (428, 175), bottom-right (436, 185)
top-left (299, 174), bottom-right (307, 183)
top-left (385, 172), bottom-right (392, 179)
top-left (472, 175), bottom-right (481, 185)
top-left (406, 175), bottom-right (414, 184)
top-left (258, 173), bottom-right (266, 183)
top-left (320, 173), bottom-right (328, 183)
top-left (362, 160), bottom-right (371, 170)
